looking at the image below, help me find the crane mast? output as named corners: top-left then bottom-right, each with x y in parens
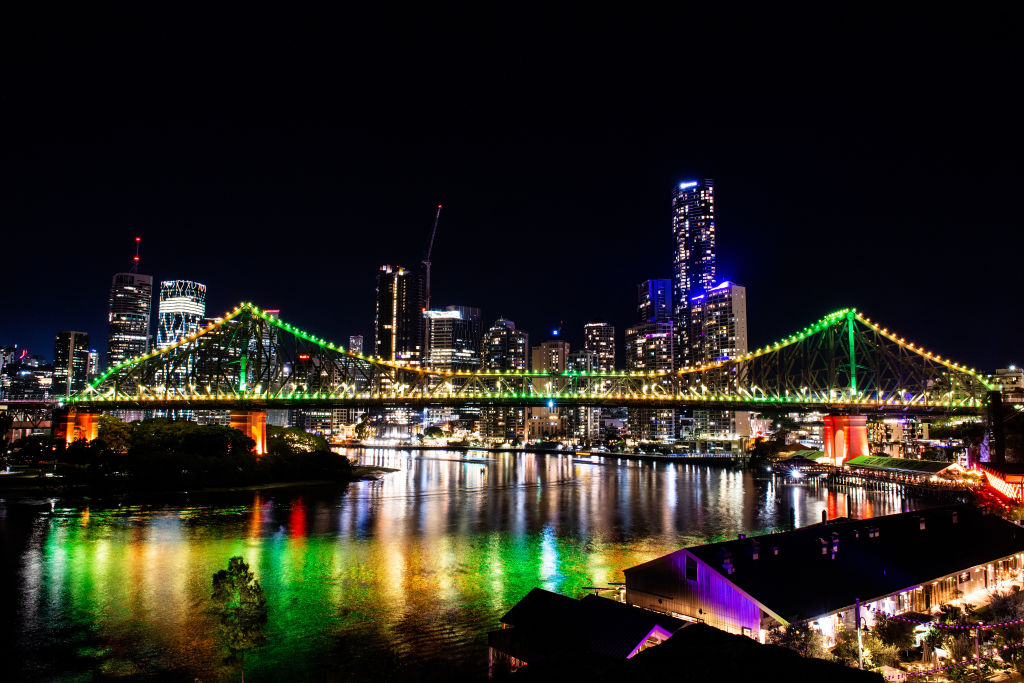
top-left (422, 204), bottom-right (442, 310)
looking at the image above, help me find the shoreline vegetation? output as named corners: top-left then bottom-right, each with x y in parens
top-left (0, 417), bottom-right (396, 499)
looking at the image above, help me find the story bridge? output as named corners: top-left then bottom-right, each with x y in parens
top-left (59, 303), bottom-right (994, 459)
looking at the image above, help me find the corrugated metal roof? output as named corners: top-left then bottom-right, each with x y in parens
top-left (625, 505), bottom-right (1024, 625)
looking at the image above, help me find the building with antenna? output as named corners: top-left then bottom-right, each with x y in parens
top-left (106, 237), bottom-right (153, 371)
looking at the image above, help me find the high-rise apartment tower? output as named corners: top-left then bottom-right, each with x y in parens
top-left (374, 265), bottom-right (425, 366)
top-left (672, 179), bottom-right (716, 367)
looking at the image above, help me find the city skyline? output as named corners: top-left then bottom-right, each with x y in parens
top-left (3, 15), bottom-right (1020, 375)
top-left (5, 152), bottom-right (1019, 376)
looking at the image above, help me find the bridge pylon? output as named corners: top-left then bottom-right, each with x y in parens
top-left (823, 415), bottom-right (868, 467)
top-left (230, 409), bottom-right (268, 455)
top-left (55, 408), bottom-right (100, 445)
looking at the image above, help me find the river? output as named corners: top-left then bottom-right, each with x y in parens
top-left (0, 449), bottom-right (924, 681)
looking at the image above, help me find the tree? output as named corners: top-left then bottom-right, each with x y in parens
top-left (266, 425), bottom-right (329, 454)
top-left (423, 426), bottom-right (444, 438)
top-left (768, 625), bottom-right (833, 660)
top-left (96, 414), bottom-right (133, 453)
top-left (871, 612), bottom-right (915, 655)
top-left (212, 556), bottom-right (268, 682)
top-left (355, 414), bottom-right (376, 440)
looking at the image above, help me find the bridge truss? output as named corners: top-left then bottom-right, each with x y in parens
top-left (65, 303), bottom-right (992, 415)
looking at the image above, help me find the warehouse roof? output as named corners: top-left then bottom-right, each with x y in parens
top-left (625, 505), bottom-right (1024, 625)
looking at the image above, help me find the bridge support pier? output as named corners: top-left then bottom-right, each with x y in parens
top-left (823, 415), bottom-right (868, 467)
top-left (58, 408), bottom-right (100, 445)
top-left (230, 409), bottom-right (267, 455)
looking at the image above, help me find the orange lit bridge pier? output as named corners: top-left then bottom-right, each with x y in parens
top-left (63, 304), bottom-right (993, 458)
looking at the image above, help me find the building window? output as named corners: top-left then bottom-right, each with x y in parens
top-left (685, 556), bottom-right (698, 582)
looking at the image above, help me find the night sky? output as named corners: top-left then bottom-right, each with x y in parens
top-left (3, 7), bottom-right (1020, 372)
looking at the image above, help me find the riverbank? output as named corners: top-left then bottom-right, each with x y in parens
top-left (0, 464), bottom-right (397, 500)
top-left (346, 443), bottom-right (745, 467)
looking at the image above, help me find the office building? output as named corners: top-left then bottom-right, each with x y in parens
top-left (624, 320), bottom-right (675, 441)
top-left (481, 318), bottom-right (528, 443)
top-left (348, 335), bottom-right (364, 355)
top-left (424, 306), bottom-right (482, 372)
top-left (0, 352), bottom-right (54, 401)
top-left (689, 281), bottom-right (749, 441)
top-left (671, 179), bottom-right (716, 367)
top-left (566, 349), bottom-right (600, 442)
top-left (154, 280), bottom-right (206, 419)
top-left (689, 281), bottom-right (747, 364)
top-left (583, 321), bottom-right (615, 372)
top-left (374, 265), bottom-right (425, 366)
top-left (527, 339), bottom-right (570, 440)
top-left (87, 350), bottom-right (100, 379)
top-left (637, 279), bottom-right (672, 324)
top-left (53, 331), bottom-right (91, 396)
top-left (107, 272), bottom-right (153, 367)
top-left (157, 280), bottom-right (207, 349)
top-left (531, 340), bottom-right (569, 375)
top-left (482, 318), bottom-right (529, 371)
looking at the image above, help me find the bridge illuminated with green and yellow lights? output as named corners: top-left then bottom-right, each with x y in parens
top-left (63, 303), bottom-right (993, 415)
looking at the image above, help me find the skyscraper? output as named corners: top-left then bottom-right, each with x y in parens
top-left (157, 280), bottom-right (207, 349)
top-left (87, 350), bottom-right (100, 379)
top-left (637, 279), bottom-right (672, 324)
top-left (374, 265), bottom-right (425, 366)
top-left (482, 318), bottom-right (528, 371)
top-left (348, 335), bottom-right (364, 355)
top-left (107, 272), bottom-right (153, 367)
top-left (53, 331), bottom-right (90, 396)
top-left (583, 321), bottom-right (615, 371)
top-left (424, 306), bottom-right (483, 371)
top-left (690, 281), bottom-right (749, 441)
top-left (689, 281), bottom-right (748, 364)
top-left (480, 318), bottom-right (529, 443)
top-left (625, 318), bottom-right (675, 442)
top-left (566, 349), bottom-right (600, 442)
top-left (528, 339), bottom-right (570, 440)
top-left (672, 179), bottom-right (716, 367)
top-left (156, 281), bottom-right (206, 418)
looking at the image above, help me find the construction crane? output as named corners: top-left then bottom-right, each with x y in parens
top-left (422, 204), bottom-right (442, 311)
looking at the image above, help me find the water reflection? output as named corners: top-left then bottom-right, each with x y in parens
top-left (5, 449), bottom-right (923, 680)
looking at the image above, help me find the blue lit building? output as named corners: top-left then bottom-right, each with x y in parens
top-left (671, 179), bottom-right (716, 368)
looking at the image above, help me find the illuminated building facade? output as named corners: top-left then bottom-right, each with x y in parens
top-left (528, 340), bottom-right (570, 439)
top-left (374, 265), bottom-right (425, 366)
top-left (53, 331), bottom-right (91, 396)
top-left (481, 318), bottom-right (528, 442)
top-left (348, 334), bottom-right (363, 355)
top-left (87, 350), bottom-right (99, 379)
top-left (156, 280), bottom-right (206, 419)
top-left (672, 179), bottom-right (716, 367)
top-left (482, 318), bottom-right (528, 371)
top-left (107, 272), bottom-right (153, 368)
top-left (566, 349), bottom-right (600, 442)
top-left (424, 306), bottom-right (482, 372)
top-left (583, 321), bottom-right (615, 371)
top-left (992, 367), bottom-right (1024, 405)
top-left (0, 351), bottom-right (54, 400)
top-left (638, 279), bottom-right (672, 324)
top-left (624, 320), bottom-right (675, 441)
top-left (689, 281), bottom-right (749, 441)
top-left (157, 280), bottom-right (207, 349)
top-left (624, 506), bottom-right (1024, 644)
